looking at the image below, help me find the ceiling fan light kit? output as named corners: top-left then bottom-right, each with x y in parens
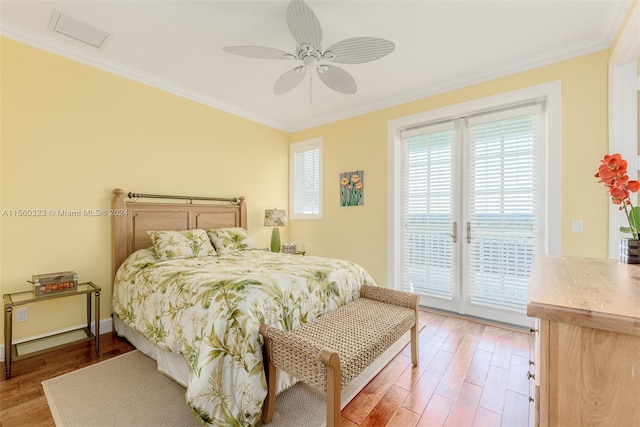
top-left (223, 0), bottom-right (395, 97)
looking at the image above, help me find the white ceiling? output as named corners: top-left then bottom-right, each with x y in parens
top-left (0, 1), bottom-right (633, 132)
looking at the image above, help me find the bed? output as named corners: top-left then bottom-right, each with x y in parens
top-left (110, 189), bottom-right (376, 426)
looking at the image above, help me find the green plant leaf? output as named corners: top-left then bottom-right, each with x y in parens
top-left (628, 206), bottom-right (640, 232)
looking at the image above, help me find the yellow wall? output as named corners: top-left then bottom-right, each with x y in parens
top-left (289, 50), bottom-right (611, 285)
top-left (0, 37), bottom-right (289, 340)
top-left (0, 36), bottom-right (619, 342)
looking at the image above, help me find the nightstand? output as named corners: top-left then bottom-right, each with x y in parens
top-left (3, 282), bottom-right (100, 378)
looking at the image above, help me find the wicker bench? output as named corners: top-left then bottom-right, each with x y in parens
top-left (259, 285), bottom-right (419, 426)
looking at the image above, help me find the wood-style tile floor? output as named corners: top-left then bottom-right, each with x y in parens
top-left (0, 310), bottom-right (533, 427)
top-left (341, 310), bottom-right (534, 427)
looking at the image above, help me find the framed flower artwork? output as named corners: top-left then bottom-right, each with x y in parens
top-left (340, 170), bottom-right (364, 206)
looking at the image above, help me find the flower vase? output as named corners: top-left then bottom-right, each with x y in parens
top-left (619, 238), bottom-right (640, 264)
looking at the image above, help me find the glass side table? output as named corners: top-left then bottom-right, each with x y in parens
top-left (3, 282), bottom-right (100, 378)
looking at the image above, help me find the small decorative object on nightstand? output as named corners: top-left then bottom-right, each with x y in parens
top-left (31, 271), bottom-right (78, 297)
top-left (282, 243), bottom-right (305, 255)
top-left (281, 243), bottom-right (296, 253)
top-left (3, 281), bottom-right (101, 378)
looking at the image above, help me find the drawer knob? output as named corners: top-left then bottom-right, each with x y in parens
top-left (529, 328), bottom-right (538, 334)
top-left (529, 359), bottom-right (535, 366)
top-left (529, 396), bottom-right (535, 403)
top-left (527, 371), bottom-right (535, 381)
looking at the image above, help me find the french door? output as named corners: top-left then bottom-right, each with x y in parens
top-left (400, 103), bottom-right (544, 327)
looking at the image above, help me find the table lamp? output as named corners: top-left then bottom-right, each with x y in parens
top-left (264, 209), bottom-right (287, 252)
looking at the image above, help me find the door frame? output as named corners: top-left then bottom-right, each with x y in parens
top-left (608, 2), bottom-right (639, 259)
top-left (387, 82), bottom-right (562, 324)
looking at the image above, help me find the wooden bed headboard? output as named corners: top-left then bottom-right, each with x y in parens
top-left (111, 188), bottom-right (247, 281)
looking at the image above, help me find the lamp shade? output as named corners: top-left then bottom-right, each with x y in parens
top-left (264, 209), bottom-right (287, 227)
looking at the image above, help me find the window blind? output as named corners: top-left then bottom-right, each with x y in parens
top-left (466, 104), bottom-right (542, 311)
top-left (290, 138), bottom-right (322, 219)
top-left (400, 122), bottom-right (455, 299)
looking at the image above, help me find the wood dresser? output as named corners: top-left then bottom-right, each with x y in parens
top-left (526, 255), bottom-right (640, 426)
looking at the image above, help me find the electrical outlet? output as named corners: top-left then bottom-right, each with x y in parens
top-left (572, 220), bottom-right (583, 233)
top-left (15, 307), bottom-right (28, 323)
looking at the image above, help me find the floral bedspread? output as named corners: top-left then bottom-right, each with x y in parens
top-left (112, 248), bottom-right (375, 426)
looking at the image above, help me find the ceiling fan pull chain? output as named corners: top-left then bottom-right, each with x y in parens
top-left (309, 70), bottom-right (313, 105)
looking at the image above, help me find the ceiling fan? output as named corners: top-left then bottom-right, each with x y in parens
top-left (223, 0), bottom-right (395, 96)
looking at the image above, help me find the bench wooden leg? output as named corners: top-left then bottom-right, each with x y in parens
top-left (260, 326), bottom-right (276, 424)
top-left (411, 323), bottom-right (419, 366)
top-left (321, 349), bottom-right (342, 427)
top-left (262, 357), bottom-right (276, 423)
top-left (410, 294), bottom-right (420, 366)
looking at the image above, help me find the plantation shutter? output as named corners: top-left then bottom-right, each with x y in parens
top-left (290, 138), bottom-right (322, 219)
top-left (465, 103), bottom-right (543, 312)
top-left (400, 122), bottom-right (456, 299)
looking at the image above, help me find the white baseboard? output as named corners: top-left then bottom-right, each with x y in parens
top-left (0, 317), bottom-right (113, 362)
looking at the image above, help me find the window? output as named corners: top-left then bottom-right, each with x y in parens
top-left (290, 137), bottom-right (322, 220)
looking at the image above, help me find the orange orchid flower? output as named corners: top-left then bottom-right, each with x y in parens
top-left (595, 153), bottom-right (640, 239)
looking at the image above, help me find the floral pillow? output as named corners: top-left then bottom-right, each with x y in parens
top-left (147, 229), bottom-right (216, 260)
top-left (207, 227), bottom-right (256, 255)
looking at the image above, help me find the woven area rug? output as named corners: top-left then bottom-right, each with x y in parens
top-left (42, 329), bottom-right (416, 427)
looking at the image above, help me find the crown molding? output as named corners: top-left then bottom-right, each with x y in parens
top-left (610, 2), bottom-right (639, 65)
top-left (0, 21), bottom-right (288, 132)
top-left (289, 36), bottom-right (610, 132)
top-left (0, 19), bottom-right (616, 133)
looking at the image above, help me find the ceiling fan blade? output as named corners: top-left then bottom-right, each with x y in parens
top-left (223, 46), bottom-right (292, 59)
top-left (286, 0), bottom-right (322, 47)
top-left (318, 65), bottom-right (357, 94)
top-left (274, 67), bottom-right (307, 95)
top-left (325, 37), bottom-right (395, 64)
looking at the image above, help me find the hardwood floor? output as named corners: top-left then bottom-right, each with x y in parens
top-left (341, 310), bottom-right (533, 427)
top-left (0, 310), bottom-right (533, 427)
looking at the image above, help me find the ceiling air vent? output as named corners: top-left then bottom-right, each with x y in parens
top-left (48, 10), bottom-right (111, 49)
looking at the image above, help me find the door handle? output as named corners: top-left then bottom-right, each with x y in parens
top-left (467, 222), bottom-right (471, 243)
